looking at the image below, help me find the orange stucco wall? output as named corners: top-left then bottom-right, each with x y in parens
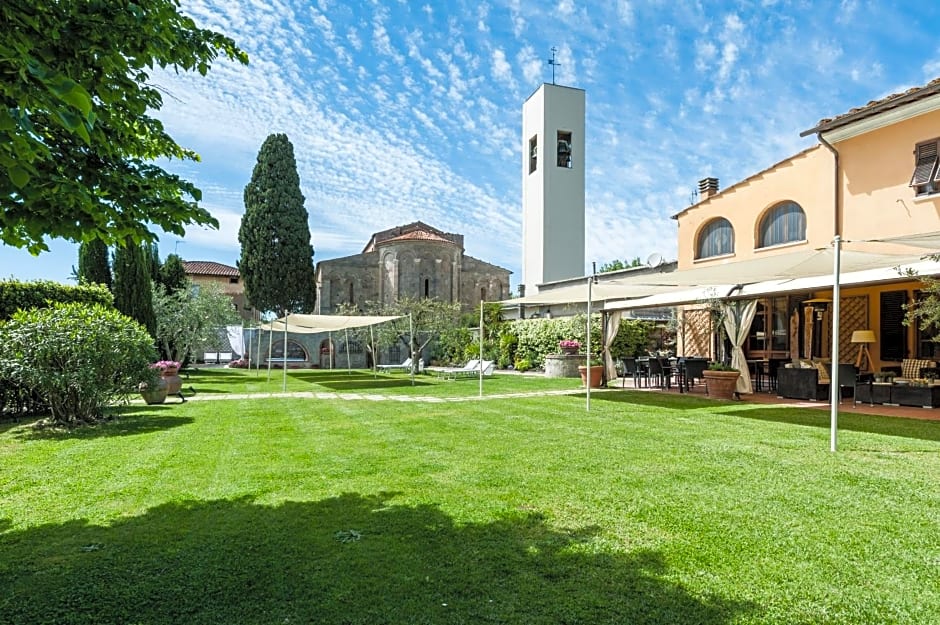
top-left (675, 146), bottom-right (833, 270)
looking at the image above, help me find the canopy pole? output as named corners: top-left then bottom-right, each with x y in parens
top-left (830, 235), bottom-right (842, 452)
top-left (479, 301), bottom-right (484, 398)
top-left (282, 313), bottom-right (289, 392)
top-left (255, 324), bottom-right (263, 374)
top-left (266, 324), bottom-right (273, 382)
top-left (345, 328), bottom-right (352, 373)
top-left (586, 274), bottom-right (593, 412)
top-left (409, 312), bottom-right (415, 386)
top-left (328, 331), bottom-right (333, 370)
top-left (370, 325), bottom-right (376, 379)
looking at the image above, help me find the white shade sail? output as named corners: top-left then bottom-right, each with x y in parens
top-left (260, 314), bottom-right (401, 333)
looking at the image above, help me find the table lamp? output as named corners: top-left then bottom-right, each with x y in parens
top-left (851, 329), bottom-right (876, 371)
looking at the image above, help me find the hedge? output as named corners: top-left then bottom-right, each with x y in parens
top-left (0, 280), bottom-right (113, 320)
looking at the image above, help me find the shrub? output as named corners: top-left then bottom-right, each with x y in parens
top-left (0, 302), bottom-right (157, 425)
top-left (707, 362), bottom-right (739, 372)
top-left (0, 279), bottom-right (112, 320)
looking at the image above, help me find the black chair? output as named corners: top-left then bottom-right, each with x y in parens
top-left (767, 358), bottom-right (784, 392)
top-left (647, 358), bottom-right (673, 389)
top-left (832, 363), bottom-right (858, 405)
top-left (620, 357), bottom-right (641, 388)
top-left (681, 358), bottom-right (709, 392)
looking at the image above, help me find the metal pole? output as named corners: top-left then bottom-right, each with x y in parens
top-left (345, 328), bottom-right (351, 373)
top-left (282, 313), bottom-right (289, 392)
top-left (479, 301), bottom-right (484, 398)
top-left (409, 312), bottom-right (415, 385)
top-left (830, 235), bottom-right (842, 452)
top-left (266, 323), bottom-right (273, 382)
top-left (370, 325), bottom-right (376, 378)
top-left (586, 275), bottom-right (593, 412)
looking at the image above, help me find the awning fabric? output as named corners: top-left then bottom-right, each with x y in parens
top-left (260, 314), bottom-right (401, 333)
top-left (507, 248), bottom-right (927, 309)
top-left (604, 255), bottom-right (940, 311)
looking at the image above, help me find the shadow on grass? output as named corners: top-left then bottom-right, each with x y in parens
top-left (715, 404), bottom-right (940, 443)
top-left (0, 493), bottom-right (751, 624)
top-left (15, 409), bottom-right (194, 441)
top-left (594, 389), bottom-right (940, 443)
top-left (288, 370), bottom-right (433, 391)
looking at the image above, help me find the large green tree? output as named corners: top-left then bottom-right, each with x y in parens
top-left (153, 280), bottom-right (238, 364)
top-left (112, 241), bottom-right (155, 337)
top-left (77, 239), bottom-right (111, 289)
top-left (0, 1), bottom-right (248, 253)
top-left (238, 133), bottom-right (316, 315)
top-left (159, 253), bottom-right (188, 294)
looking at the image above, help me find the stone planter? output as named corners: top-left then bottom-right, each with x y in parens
top-left (578, 365), bottom-right (605, 388)
top-left (139, 378), bottom-right (168, 404)
top-left (703, 370), bottom-right (740, 400)
top-left (544, 354), bottom-right (582, 378)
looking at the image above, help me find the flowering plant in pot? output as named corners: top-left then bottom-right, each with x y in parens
top-left (558, 339), bottom-right (581, 355)
top-left (151, 360), bottom-right (181, 372)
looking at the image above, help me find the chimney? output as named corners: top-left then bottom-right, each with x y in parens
top-left (698, 177), bottom-right (719, 199)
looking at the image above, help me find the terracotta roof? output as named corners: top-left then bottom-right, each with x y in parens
top-left (801, 76), bottom-right (940, 136)
top-left (384, 229), bottom-right (453, 244)
top-left (183, 261), bottom-right (240, 277)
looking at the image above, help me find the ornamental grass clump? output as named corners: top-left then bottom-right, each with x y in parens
top-left (0, 302), bottom-right (157, 426)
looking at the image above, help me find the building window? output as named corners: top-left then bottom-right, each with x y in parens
top-left (480, 287), bottom-right (486, 302)
top-left (424, 278), bottom-right (430, 298)
top-left (910, 139), bottom-right (940, 196)
top-left (229, 276), bottom-right (239, 284)
top-left (880, 290), bottom-right (907, 361)
top-left (695, 218), bottom-right (734, 259)
top-left (557, 131), bottom-right (572, 168)
top-left (528, 135), bottom-right (538, 173)
top-left (757, 201), bottom-right (806, 248)
top-left (348, 282), bottom-right (354, 304)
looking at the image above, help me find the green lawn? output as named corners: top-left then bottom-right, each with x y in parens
top-left (1, 370), bottom-right (939, 624)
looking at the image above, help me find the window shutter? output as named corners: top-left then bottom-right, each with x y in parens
top-left (910, 141), bottom-right (939, 186)
top-left (880, 290), bottom-right (907, 361)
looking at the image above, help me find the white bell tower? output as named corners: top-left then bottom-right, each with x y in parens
top-left (521, 83), bottom-right (585, 295)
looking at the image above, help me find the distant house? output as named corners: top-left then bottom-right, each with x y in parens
top-left (315, 221), bottom-right (511, 314)
top-left (183, 261), bottom-right (255, 322)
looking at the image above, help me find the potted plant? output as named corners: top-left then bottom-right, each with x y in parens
top-left (702, 362), bottom-right (740, 400)
top-left (559, 339), bottom-right (581, 355)
top-left (152, 360), bottom-right (183, 397)
top-left (138, 367), bottom-right (167, 404)
top-left (578, 355), bottom-right (605, 388)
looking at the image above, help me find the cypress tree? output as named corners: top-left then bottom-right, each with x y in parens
top-left (238, 133), bottom-right (316, 315)
top-left (77, 239), bottom-right (112, 289)
top-left (112, 240), bottom-right (156, 337)
top-left (159, 253), bottom-right (189, 294)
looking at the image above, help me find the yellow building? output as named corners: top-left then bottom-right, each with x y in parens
top-left (659, 77), bottom-right (940, 373)
top-left (183, 261), bottom-right (256, 322)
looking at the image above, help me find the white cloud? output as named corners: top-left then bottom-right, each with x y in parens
top-left (491, 48), bottom-right (516, 88)
top-left (617, 0), bottom-right (635, 27)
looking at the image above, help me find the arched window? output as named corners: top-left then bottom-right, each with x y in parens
top-left (696, 218), bottom-right (734, 259)
top-left (758, 201), bottom-right (806, 248)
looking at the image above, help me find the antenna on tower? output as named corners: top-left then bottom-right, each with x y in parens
top-left (547, 47), bottom-right (561, 85)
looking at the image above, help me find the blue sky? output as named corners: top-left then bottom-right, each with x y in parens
top-left (3, 0), bottom-right (940, 290)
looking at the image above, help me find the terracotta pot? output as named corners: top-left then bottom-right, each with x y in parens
top-left (578, 365), bottom-right (605, 388)
top-left (162, 367), bottom-right (183, 395)
top-left (560, 346), bottom-right (580, 355)
top-left (703, 370), bottom-right (740, 400)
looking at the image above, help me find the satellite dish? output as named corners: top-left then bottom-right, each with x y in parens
top-left (646, 252), bottom-right (664, 268)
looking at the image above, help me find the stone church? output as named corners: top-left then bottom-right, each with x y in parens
top-left (315, 222), bottom-right (511, 313)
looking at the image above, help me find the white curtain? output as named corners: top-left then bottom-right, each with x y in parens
top-left (226, 325), bottom-right (245, 357)
top-left (603, 311), bottom-right (622, 380)
top-left (721, 300), bottom-right (758, 394)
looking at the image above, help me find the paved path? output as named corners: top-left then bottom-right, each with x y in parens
top-left (174, 388), bottom-right (588, 404)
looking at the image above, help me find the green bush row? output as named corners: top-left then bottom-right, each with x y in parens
top-left (0, 279), bottom-right (112, 320)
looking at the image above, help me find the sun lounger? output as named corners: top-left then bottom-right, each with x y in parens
top-left (377, 357), bottom-right (421, 372)
top-left (430, 360), bottom-right (494, 379)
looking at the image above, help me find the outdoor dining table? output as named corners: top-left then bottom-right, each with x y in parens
top-left (636, 356), bottom-right (677, 389)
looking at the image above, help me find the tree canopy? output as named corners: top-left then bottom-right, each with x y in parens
top-left (598, 257), bottom-right (643, 273)
top-left (112, 241), bottom-right (155, 337)
top-left (238, 133), bottom-right (316, 316)
top-left (0, 1), bottom-right (248, 253)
